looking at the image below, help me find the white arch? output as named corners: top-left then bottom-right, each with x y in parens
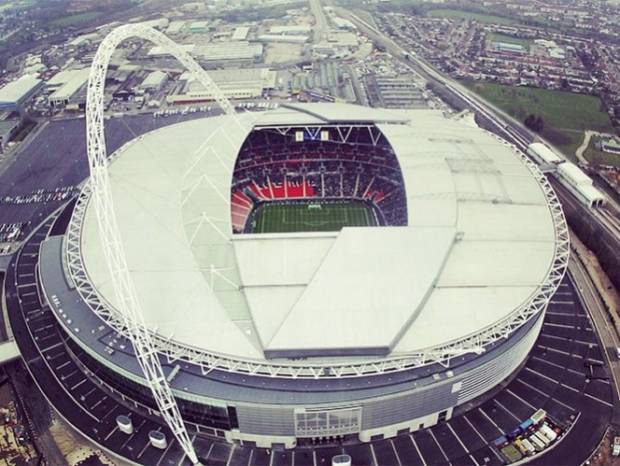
top-left (85, 24), bottom-right (237, 465)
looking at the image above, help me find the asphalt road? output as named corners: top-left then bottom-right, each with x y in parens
top-left (570, 253), bottom-right (620, 423)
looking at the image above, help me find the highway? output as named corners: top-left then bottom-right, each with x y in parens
top-left (309, 0), bottom-right (329, 43)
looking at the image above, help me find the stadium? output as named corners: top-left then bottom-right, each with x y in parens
top-left (24, 96), bottom-right (569, 455)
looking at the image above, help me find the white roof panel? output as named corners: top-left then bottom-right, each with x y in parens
top-left (394, 286), bottom-right (538, 352)
top-left (0, 75), bottom-right (41, 104)
top-left (244, 286), bottom-right (305, 347)
top-left (232, 234), bottom-right (336, 287)
top-left (558, 162), bottom-right (592, 186)
top-left (77, 105), bottom-right (559, 362)
top-left (265, 227), bottom-right (456, 356)
top-left (282, 103), bottom-right (410, 124)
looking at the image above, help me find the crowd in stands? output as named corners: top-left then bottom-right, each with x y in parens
top-left (231, 127), bottom-right (407, 233)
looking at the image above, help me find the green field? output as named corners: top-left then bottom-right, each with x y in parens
top-left (461, 81), bottom-right (615, 159)
top-left (49, 12), bottom-right (102, 27)
top-left (427, 9), bottom-right (519, 25)
top-left (251, 202), bottom-right (376, 234)
top-left (487, 32), bottom-right (532, 49)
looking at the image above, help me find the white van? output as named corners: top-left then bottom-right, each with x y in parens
top-left (520, 438), bottom-right (536, 455)
top-left (540, 423), bottom-right (558, 442)
top-left (533, 431), bottom-right (551, 447)
top-left (529, 434), bottom-right (546, 451)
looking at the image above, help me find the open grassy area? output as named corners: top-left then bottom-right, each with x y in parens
top-left (427, 9), bottom-right (519, 25)
top-left (487, 32), bottom-right (532, 50)
top-left (49, 11), bottom-right (102, 27)
top-left (461, 81), bottom-right (615, 159)
top-left (251, 202), bottom-right (376, 234)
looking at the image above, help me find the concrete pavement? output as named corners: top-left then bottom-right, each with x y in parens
top-left (569, 251), bottom-right (620, 424)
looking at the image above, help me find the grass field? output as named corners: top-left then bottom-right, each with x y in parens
top-left (251, 202), bottom-right (376, 234)
top-left (487, 32), bottom-right (532, 50)
top-left (427, 9), bottom-right (519, 25)
top-left (49, 12), bottom-right (102, 27)
top-left (461, 81), bottom-right (615, 159)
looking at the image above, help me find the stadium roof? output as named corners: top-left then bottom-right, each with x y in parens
top-left (78, 105), bottom-right (557, 362)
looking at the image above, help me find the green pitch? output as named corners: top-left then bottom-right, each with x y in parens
top-left (251, 202), bottom-right (376, 234)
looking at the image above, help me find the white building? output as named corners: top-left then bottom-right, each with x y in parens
top-left (258, 34), bottom-right (308, 44)
top-left (0, 75), bottom-right (42, 110)
top-left (169, 68), bottom-right (276, 104)
top-left (139, 71), bottom-right (168, 92)
top-left (193, 42), bottom-right (263, 62)
top-left (232, 26), bottom-right (250, 41)
top-left (269, 25), bottom-right (312, 35)
top-left (47, 69), bottom-right (90, 107)
top-left (166, 21), bottom-right (186, 35)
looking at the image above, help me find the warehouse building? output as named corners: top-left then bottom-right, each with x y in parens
top-left (0, 75), bottom-right (42, 110)
top-left (193, 42), bottom-right (263, 64)
top-left (168, 68), bottom-right (276, 104)
top-left (166, 21), bottom-right (186, 35)
top-left (258, 34), bottom-right (308, 44)
top-left (47, 69), bottom-right (90, 107)
top-left (232, 26), bottom-right (250, 41)
top-left (139, 71), bottom-right (168, 92)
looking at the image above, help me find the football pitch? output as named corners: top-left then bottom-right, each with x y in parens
top-left (251, 202), bottom-right (376, 234)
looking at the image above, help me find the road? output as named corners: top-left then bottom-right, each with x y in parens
top-left (309, 0), bottom-right (329, 43)
top-left (575, 130), bottom-right (598, 164)
top-left (569, 252), bottom-right (620, 422)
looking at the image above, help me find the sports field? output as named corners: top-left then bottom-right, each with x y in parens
top-left (251, 202), bottom-right (376, 234)
top-left (427, 9), bottom-right (519, 26)
top-left (460, 81), bottom-right (615, 159)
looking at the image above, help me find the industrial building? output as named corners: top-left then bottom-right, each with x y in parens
top-left (257, 34), bottom-right (309, 44)
top-left (232, 26), bottom-right (250, 41)
top-left (269, 25), bottom-right (312, 35)
top-left (47, 69), bottom-right (90, 107)
top-left (166, 21), bottom-right (186, 35)
top-left (168, 68), bottom-right (276, 104)
top-left (189, 21), bottom-right (209, 34)
top-left (139, 70), bottom-right (168, 92)
top-left (365, 75), bottom-right (426, 109)
top-left (0, 75), bottom-right (42, 110)
top-left (193, 41), bottom-right (263, 64)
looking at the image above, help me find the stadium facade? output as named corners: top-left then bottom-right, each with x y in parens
top-left (27, 102), bottom-right (569, 450)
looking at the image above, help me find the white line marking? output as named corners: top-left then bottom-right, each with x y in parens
top-left (410, 435), bottom-right (427, 466)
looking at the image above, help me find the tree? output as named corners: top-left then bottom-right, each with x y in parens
top-left (524, 114), bottom-right (544, 132)
top-left (524, 114), bottom-right (536, 130)
top-left (534, 115), bottom-right (544, 132)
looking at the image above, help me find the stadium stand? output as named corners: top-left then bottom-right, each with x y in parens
top-left (230, 126), bottom-right (407, 233)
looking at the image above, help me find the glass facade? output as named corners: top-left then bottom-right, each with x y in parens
top-left (66, 338), bottom-right (236, 430)
top-left (294, 406), bottom-right (362, 437)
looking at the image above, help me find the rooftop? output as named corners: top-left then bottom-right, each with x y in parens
top-left (0, 75), bottom-right (41, 105)
top-left (76, 105), bottom-right (557, 363)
